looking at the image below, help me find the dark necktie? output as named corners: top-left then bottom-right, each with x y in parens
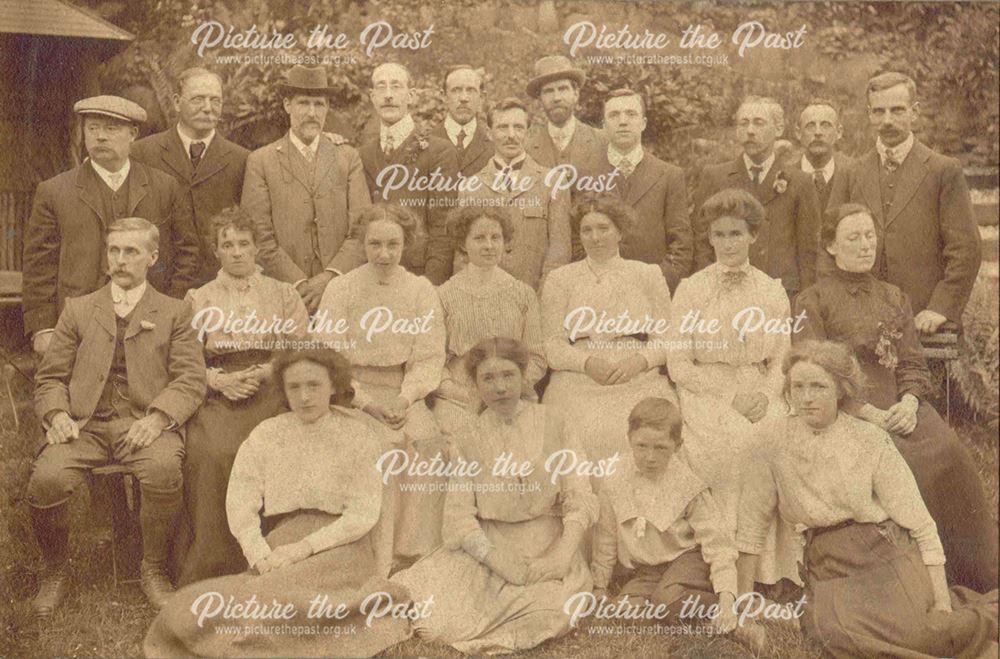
top-left (749, 165), bottom-right (763, 185)
top-left (813, 170), bottom-right (826, 194)
top-left (190, 141), bottom-right (206, 169)
top-left (456, 128), bottom-right (467, 150)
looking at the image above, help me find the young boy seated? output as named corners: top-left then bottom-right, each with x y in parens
top-left (591, 397), bottom-right (739, 633)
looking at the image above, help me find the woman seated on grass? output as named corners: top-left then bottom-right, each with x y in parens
top-left (144, 349), bottom-right (411, 658)
top-left (590, 397), bottom-right (739, 636)
top-left (737, 340), bottom-right (998, 657)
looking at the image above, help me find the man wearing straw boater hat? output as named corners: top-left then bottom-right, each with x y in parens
top-left (22, 95), bottom-right (200, 355)
top-left (524, 55), bottom-right (607, 180)
top-left (241, 64), bottom-right (371, 312)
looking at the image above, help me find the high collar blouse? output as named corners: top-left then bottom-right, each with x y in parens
top-left (794, 268), bottom-right (933, 403)
top-left (226, 409), bottom-right (384, 568)
top-left (316, 264), bottom-right (446, 404)
top-left (186, 269), bottom-right (311, 355)
top-left (442, 402), bottom-right (598, 560)
top-left (541, 256), bottom-right (672, 372)
top-left (667, 261), bottom-right (790, 397)
top-left (737, 413), bottom-right (945, 567)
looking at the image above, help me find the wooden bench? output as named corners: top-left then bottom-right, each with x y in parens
top-left (920, 322), bottom-right (961, 421)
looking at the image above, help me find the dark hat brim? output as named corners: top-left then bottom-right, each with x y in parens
top-left (526, 70), bottom-right (586, 98)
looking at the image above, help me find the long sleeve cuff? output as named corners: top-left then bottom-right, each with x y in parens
top-left (710, 564), bottom-right (739, 596)
top-left (461, 529), bottom-right (494, 562)
top-left (238, 531), bottom-right (272, 569)
top-left (590, 562), bottom-right (613, 590)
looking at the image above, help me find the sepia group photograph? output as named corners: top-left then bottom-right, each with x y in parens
top-left (0, 0), bottom-right (997, 657)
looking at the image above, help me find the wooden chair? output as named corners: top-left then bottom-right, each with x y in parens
top-left (90, 464), bottom-right (142, 586)
top-left (919, 322), bottom-right (961, 421)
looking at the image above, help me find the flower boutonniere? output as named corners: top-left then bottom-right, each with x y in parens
top-left (874, 321), bottom-right (903, 370)
top-left (139, 320), bottom-right (156, 332)
top-left (405, 129), bottom-right (431, 166)
top-left (773, 171), bottom-right (789, 194)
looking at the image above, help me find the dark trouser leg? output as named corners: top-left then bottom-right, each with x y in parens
top-left (30, 504), bottom-right (70, 569)
top-left (650, 550), bottom-right (718, 626)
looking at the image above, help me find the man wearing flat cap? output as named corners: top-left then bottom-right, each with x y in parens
top-left (23, 95), bottom-right (201, 354)
top-left (240, 64), bottom-right (371, 312)
top-left (132, 67), bottom-right (250, 288)
top-left (524, 55), bottom-right (607, 185)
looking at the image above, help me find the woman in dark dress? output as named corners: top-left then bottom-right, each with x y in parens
top-left (794, 203), bottom-right (998, 592)
top-left (173, 207), bottom-right (310, 585)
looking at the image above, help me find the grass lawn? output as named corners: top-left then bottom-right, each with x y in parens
top-left (1, 312), bottom-right (996, 658)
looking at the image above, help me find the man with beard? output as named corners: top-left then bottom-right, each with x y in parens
top-left (431, 65), bottom-right (494, 178)
top-left (576, 88), bottom-right (692, 292)
top-left (692, 95), bottom-right (821, 299)
top-left (828, 72), bottom-right (981, 331)
top-left (524, 55), bottom-right (607, 185)
top-left (22, 96), bottom-right (200, 354)
top-left (241, 64), bottom-right (371, 312)
top-left (457, 97), bottom-right (571, 290)
top-left (132, 68), bottom-right (249, 288)
top-left (326, 62), bottom-right (459, 284)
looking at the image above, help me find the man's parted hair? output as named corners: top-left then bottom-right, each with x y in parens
top-left (738, 95), bottom-right (785, 129)
top-left (866, 71), bottom-right (918, 105)
top-left (442, 65), bottom-right (484, 92)
top-left (107, 217), bottom-right (159, 252)
top-left (176, 67), bottom-right (222, 95)
top-left (798, 97), bottom-right (840, 124)
top-left (603, 88), bottom-right (646, 117)
top-left (372, 62), bottom-right (413, 89)
top-left (487, 97), bottom-right (530, 129)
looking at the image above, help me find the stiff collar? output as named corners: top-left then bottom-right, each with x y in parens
top-left (743, 151), bottom-right (775, 182)
top-left (110, 280), bottom-right (146, 316)
top-left (548, 115), bottom-right (578, 143)
top-left (493, 152), bottom-right (527, 169)
top-left (288, 130), bottom-right (320, 159)
top-left (800, 154), bottom-right (836, 183)
top-left (608, 144), bottom-right (644, 169)
top-left (380, 114), bottom-right (416, 150)
top-left (876, 133), bottom-right (914, 168)
top-left (444, 115), bottom-right (477, 147)
top-left (176, 124), bottom-right (216, 154)
top-left (90, 158), bottom-right (131, 191)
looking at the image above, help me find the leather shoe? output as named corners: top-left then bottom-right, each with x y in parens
top-left (32, 567), bottom-right (68, 617)
top-left (140, 560), bottom-right (176, 610)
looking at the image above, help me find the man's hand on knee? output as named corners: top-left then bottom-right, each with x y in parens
top-left (126, 411), bottom-right (170, 451)
top-left (45, 411), bottom-right (79, 445)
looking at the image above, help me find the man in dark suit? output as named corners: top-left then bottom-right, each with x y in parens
top-left (577, 88), bottom-right (692, 293)
top-left (22, 96), bottom-right (200, 355)
top-left (794, 99), bottom-right (852, 211)
top-left (692, 95), bottom-right (822, 299)
top-left (523, 55), bottom-right (607, 186)
top-left (430, 65), bottom-right (493, 178)
top-left (27, 218), bottom-right (206, 616)
top-left (327, 62), bottom-right (459, 284)
top-left (132, 67), bottom-right (249, 287)
top-left (241, 65), bottom-right (371, 311)
top-left (828, 71), bottom-right (981, 331)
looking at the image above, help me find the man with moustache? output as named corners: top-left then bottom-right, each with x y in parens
top-left (828, 72), bottom-right (981, 331)
top-left (457, 97), bottom-right (571, 290)
top-left (692, 95), bottom-right (821, 299)
top-left (27, 218), bottom-right (205, 615)
top-left (576, 88), bottom-right (692, 293)
top-left (22, 96), bottom-right (200, 355)
top-left (327, 62), bottom-right (459, 285)
top-left (241, 64), bottom-right (371, 312)
top-left (430, 65), bottom-right (494, 178)
top-left (793, 99), bottom-right (852, 212)
top-left (524, 55), bottom-right (607, 183)
top-left (132, 67), bottom-right (249, 287)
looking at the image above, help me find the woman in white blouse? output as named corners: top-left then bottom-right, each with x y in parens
top-left (392, 337), bottom-right (597, 654)
top-left (435, 206), bottom-right (545, 435)
top-left (316, 203), bottom-right (446, 563)
top-left (541, 193), bottom-right (676, 467)
top-left (176, 207), bottom-right (310, 586)
top-left (668, 188), bottom-right (799, 591)
top-left (145, 349), bottom-right (411, 658)
top-left (737, 340), bottom-right (998, 657)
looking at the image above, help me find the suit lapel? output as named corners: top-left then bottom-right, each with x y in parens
top-left (313, 137), bottom-right (337, 191)
top-left (192, 134), bottom-right (229, 185)
top-left (125, 286), bottom-right (159, 341)
top-left (527, 125), bottom-right (558, 167)
top-left (94, 284), bottom-right (116, 337)
top-left (756, 160), bottom-right (779, 206)
top-left (158, 129), bottom-right (195, 182)
top-left (127, 161), bottom-right (150, 215)
top-left (886, 142), bottom-right (930, 227)
top-left (509, 157), bottom-right (543, 201)
top-left (463, 123), bottom-right (491, 172)
top-left (858, 150), bottom-right (884, 226)
top-left (277, 134), bottom-right (314, 191)
top-left (624, 156), bottom-right (659, 205)
top-left (75, 163), bottom-right (107, 225)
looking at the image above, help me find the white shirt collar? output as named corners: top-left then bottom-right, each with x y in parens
top-left (800, 154), bottom-right (836, 183)
top-left (743, 152), bottom-right (775, 182)
top-left (380, 114), bottom-right (415, 150)
top-left (876, 133), bottom-right (914, 167)
top-left (444, 115), bottom-right (476, 147)
top-left (110, 280), bottom-right (146, 317)
top-left (493, 152), bottom-right (527, 169)
top-left (608, 144), bottom-right (644, 169)
top-left (288, 130), bottom-right (320, 159)
top-left (547, 115), bottom-right (577, 144)
top-left (90, 158), bottom-right (131, 192)
top-left (176, 124), bottom-right (216, 156)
